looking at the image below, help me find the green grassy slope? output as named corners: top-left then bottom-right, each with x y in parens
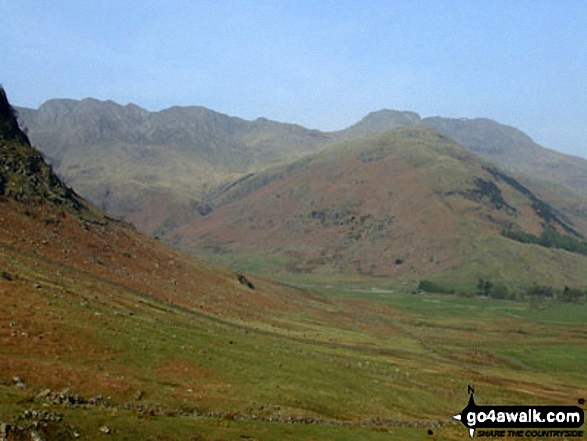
top-left (2, 248), bottom-right (586, 440)
top-left (3, 89), bottom-right (586, 440)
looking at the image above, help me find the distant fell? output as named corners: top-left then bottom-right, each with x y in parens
top-left (16, 98), bottom-right (587, 240)
top-left (170, 126), bottom-right (587, 287)
top-left (337, 109), bottom-right (587, 197)
top-left (17, 98), bottom-right (329, 168)
top-left (16, 98), bottom-right (330, 235)
top-left (331, 109), bottom-right (421, 139)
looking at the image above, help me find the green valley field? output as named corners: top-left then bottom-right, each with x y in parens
top-left (2, 247), bottom-right (586, 440)
top-left (2, 87), bottom-right (586, 440)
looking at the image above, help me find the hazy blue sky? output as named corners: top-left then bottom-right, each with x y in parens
top-left (2, 0), bottom-right (587, 158)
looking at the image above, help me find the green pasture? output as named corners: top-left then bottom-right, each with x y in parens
top-left (1, 247), bottom-right (586, 439)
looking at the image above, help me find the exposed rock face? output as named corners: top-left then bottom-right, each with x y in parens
top-left (0, 87), bottom-right (86, 213)
top-left (0, 87), bottom-right (30, 145)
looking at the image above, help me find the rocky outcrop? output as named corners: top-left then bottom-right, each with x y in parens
top-left (0, 87), bottom-right (30, 145)
top-left (0, 87), bottom-right (87, 213)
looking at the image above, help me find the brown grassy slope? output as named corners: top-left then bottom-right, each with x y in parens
top-left (169, 127), bottom-right (587, 284)
top-left (0, 200), bottom-right (320, 319)
top-left (16, 99), bottom-right (330, 237)
top-left (336, 110), bottom-right (587, 198)
top-left (1, 88), bottom-right (321, 321)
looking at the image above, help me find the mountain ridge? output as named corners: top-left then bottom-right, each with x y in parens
top-left (3, 88), bottom-right (587, 440)
top-left (15, 97), bottom-right (587, 240)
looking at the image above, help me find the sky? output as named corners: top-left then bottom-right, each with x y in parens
top-left (2, 0), bottom-right (587, 159)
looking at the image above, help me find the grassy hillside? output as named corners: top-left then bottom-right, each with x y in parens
top-left (18, 100), bottom-right (587, 242)
top-left (170, 127), bottom-right (587, 288)
top-left (2, 226), bottom-right (586, 439)
top-left (2, 88), bottom-right (586, 440)
top-left (16, 99), bottom-right (330, 236)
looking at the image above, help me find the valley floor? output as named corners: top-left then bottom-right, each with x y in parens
top-left (1, 235), bottom-right (586, 440)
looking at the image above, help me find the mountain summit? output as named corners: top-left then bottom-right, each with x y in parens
top-left (15, 97), bottom-right (587, 264)
top-left (334, 109), bottom-right (422, 139)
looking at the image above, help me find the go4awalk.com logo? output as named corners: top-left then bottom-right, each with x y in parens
top-left (452, 387), bottom-right (585, 438)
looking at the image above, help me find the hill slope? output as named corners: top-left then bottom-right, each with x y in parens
top-left (337, 109), bottom-right (587, 197)
top-left (0, 86), bottom-right (352, 438)
top-left (4, 88), bottom-right (587, 440)
top-left (170, 127), bottom-right (587, 287)
top-left (17, 100), bottom-right (587, 240)
top-left (16, 99), bottom-right (330, 235)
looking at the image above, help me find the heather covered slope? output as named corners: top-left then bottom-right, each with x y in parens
top-left (170, 127), bottom-right (587, 287)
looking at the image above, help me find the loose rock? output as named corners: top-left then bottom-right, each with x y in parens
top-left (0, 423), bottom-right (10, 439)
top-left (12, 376), bottom-right (26, 389)
top-left (30, 430), bottom-right (46, 441)
top-left (99, 425), bottom-right (111, 434)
